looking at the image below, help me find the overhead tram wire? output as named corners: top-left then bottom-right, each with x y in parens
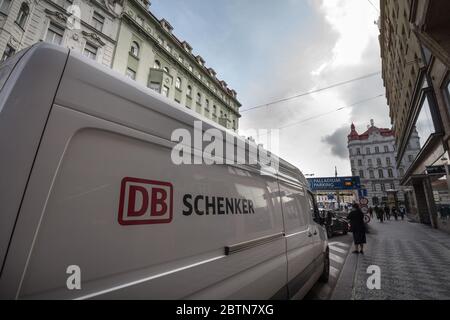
top-left (240, 71), bottom-right (382, 113)
top-left (251, 93), bottom-right (385, 140)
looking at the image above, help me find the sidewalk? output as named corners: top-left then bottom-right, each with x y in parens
top-left (331, 218), bottom-right (450, 300)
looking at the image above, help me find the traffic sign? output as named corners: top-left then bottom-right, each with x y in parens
top-left (359, 198), bottom-right (369, 205)
top-left (361, 206), bottom-right (369, 214)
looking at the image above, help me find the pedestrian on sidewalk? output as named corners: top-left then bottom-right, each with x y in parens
top-left (400, 206), bottom-right (405, 220)
top-left (392, 207), bottom-right (398, 220)
top-left (347, 203), bottom-right (367, 254)
top-left (384, 205), bottom-right (390, 220)
top-left (375, 205), bottom-right (383, 222)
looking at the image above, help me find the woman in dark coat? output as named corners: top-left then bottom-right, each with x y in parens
top-left (347, 203), bottom-right (367, 254)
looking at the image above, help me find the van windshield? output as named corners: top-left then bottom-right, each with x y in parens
top-left (0, 47), bottom-right (30, 113)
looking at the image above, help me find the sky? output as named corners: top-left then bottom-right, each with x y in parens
top-left (150, 0), bottom-right (390, 177)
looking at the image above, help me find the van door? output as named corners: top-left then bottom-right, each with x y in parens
top-left (278, 178), bottom-right (315, 299)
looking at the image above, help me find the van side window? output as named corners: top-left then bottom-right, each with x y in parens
top-left (307, 192), bottom-right (318, 220)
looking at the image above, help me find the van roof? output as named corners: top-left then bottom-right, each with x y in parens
top-left (38, 43), bottom-right (308, 186)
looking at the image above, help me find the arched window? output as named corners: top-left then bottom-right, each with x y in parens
top-left (205, 99), bottom-right (209, 109)
top-left (163, 66), bottom-right (169, 73)
top-left (16, 3), bottom-right (29, 28)
top-left (153, 60), bottom-right (161, 69)
top-left (175, 77), bottom-right (181, 90)
top-left (187, 85), bottom-right (192, 96)
top-left (130, 41), bottom-right (139, 57)
top-left (196, 92), bottom-right (201, 104)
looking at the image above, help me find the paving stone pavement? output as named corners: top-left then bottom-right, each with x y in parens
top-left (351, 219), bottom-right (450, 300)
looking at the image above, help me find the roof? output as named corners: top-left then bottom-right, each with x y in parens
top-left (348, 123), bottom-right (394, 141)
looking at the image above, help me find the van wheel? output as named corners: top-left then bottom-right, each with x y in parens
top-left (319, 249), bottom-right (330, 283)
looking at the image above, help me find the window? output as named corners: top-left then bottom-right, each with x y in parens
top-left (359, 170), bottom-right (364, 178)
top-left (351, 159), bottom-right (355, 167)
top-left (126, 68), bottom-right (136, 80)
top-left (163, 66), bottom-right (169, 74)
top-left (366, 147), bottom-right (371, 155)
top-left (399, 168), bottom-right (405, 177)
top-left (16, 3), bottom-right (29, 28)
top-left (357, 148), bottom-right (361, 155)
top-left (187, 85), bottom-right (192, 97)
top-left (175, 77), bottom-right (181, 90)
top-left (205, 99), bottom-right (210, 110)
top-left (1, 45), bottom-right (15, 62)
top-left (136, 16), bottom-right (143, 25)
top-left (92, 12), bottom-right (104, 32)
top-left (188, 65), bottom-right (193, 72)
top-left (149, 82), bottom-right (160, 92)
top-left (388, 169), bottom-right (394, 178)
top-left (372, 183), bottom-right (376, 192)
top-left (165, 44), bottom-right (171, 53)
top-left (381, 183), bottom-right (386, 192)
top-left (157, 35), bottom-right (163, 45)
top-left (232, 120), bottom-right (236, 129)
top-left (153, 60), bottom-right (161, 69)
top-left (369, 170), bottom-right (375, 179)
top-left (0, 0), bottom-right (11, 14)
top-left (378, 169), bottom-right (384, 178)
top-left (390, 183), bottom-right (395, 190)
top-left (213, 105), bottom-right (217, 116)
top-left (45, 23), bottom-right (64, 45)
top-left (375, 146), bottom-right (380, 153)
top-left (162, 85), bottom-right (169, 97)
top-left (358, 159), bottom-right (362, 166)
top-left (377, 158), bottom-right (382, 166)
top-left (83, 42), bottom-right (97, 60)
top-left (408, 154), bottom-right (414, 162)
top-left (130, 41), bottom-right (140, 57)
top-left (384, 145), bottom-right (389, 152)
top-left (386, 157), bottom-right (391, 165)
top-left (415, 94), bottom-right (436, 148)
top-left (196, 92), bottom-right (201, 104)
top-left (368, 159), bottom-right (373, 166)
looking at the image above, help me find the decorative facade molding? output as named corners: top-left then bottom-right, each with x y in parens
top-left (82, 30), bottom-right (106, 46)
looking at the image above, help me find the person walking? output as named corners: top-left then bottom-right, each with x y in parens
top-left (400, 206), bottom-right (405, 220)
top-left (384, 205), bottom-right (390, 220)
top-left (347, 203), bottom-right (367, 254)
top-left (375, 205), bottom-right (383, 222)
top-left (392, 207), bottom-right (398, 221)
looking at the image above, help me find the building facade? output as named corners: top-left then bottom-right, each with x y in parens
top-left (0, 0), bottom-right (123, 67)
top-left (112, 0), bottom-right (241, 131)
top-left (380, 0), bottom-right (450, 232)
top-left (0, 0), bottom-right (241, 130)
top-left (348, 120), bottom-right (420, 207)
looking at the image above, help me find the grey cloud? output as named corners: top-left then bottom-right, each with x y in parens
top-left (321, 125), bottom-right (351, 159)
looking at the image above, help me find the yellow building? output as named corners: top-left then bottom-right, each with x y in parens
top-left (112, 0), bottom-right (241, 130)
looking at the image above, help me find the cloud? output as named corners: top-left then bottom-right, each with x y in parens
top-left (322, 125), bottom-right (351, 159)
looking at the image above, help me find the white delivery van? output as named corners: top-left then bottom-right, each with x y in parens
top-left (0, 43), bottom-right (329, 299)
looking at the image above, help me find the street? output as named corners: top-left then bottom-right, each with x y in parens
top-left (328, 218), bottom-right (450, 300)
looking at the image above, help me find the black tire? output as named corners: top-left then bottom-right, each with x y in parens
top-left (327, 227), bottom-right (333, 239)
top-left (319, 249), bottom-right (330, 283)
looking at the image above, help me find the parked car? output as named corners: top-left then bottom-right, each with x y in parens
top-left (321, 210), bottom-right (350, 238)
top-left (0, 43), bottom-right (329, 300)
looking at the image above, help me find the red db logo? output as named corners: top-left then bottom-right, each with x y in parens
top-left (118, 177), bottom-right (173, 225)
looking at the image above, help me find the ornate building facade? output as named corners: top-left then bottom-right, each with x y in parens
top-left (112, 0), bottom-right (241, 131)
top-left (348, 120), bottom-right (420, 207)
top-left (0, 0), bottom-right (123, 67)
top-left (380, 0), bottom-right (450, 232)
top-left (0, 0), bottom-right (241, 130)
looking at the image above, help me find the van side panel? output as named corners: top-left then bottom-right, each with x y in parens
top-left (1, 67), bottom-right (287, 299)
top-left (0, 44), bottom-right (69, 272)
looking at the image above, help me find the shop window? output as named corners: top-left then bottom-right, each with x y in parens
top-left (415, 94), bottom-right (436, 148)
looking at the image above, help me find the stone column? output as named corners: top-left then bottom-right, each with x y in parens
top-left (422, 177), bottom-right (439, 228)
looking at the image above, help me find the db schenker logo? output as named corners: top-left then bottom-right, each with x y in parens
top-left (118, 177), bottom-right (173, 225)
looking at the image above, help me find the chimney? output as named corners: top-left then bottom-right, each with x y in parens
top-left (370, 119), bottom-right (374, 127)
